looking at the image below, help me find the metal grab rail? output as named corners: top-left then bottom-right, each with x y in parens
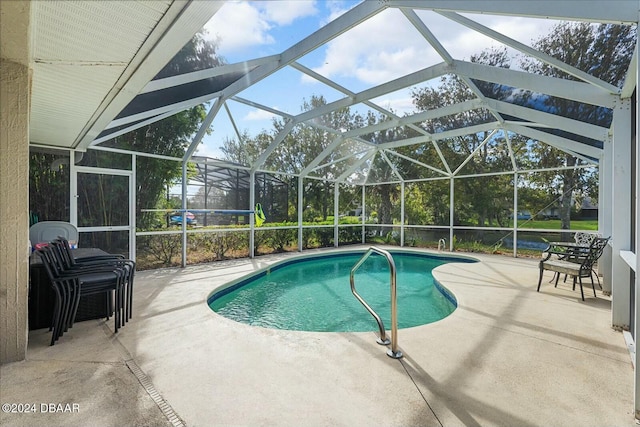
top-left (350, 246), bottom-right (403, 359)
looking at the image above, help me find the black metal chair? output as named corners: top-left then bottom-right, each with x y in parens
top-left (37, 245), bottom-right (127, 345)
top-left (51, 237), bottom-right (135, 324)
top-left (536, 236), bottom-right (610, 301)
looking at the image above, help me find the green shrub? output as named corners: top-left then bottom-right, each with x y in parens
top-left (139, 234), bottom-right (181, 266)
top-left (264, 228), bottom-right (296, 252)
top-left (338, 226), bottom-right (361, 244)
top-left (192, 232), bottom-right (241, 260)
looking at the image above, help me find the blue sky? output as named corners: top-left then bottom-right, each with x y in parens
top-left (195, 0), bottom-right (561, 160)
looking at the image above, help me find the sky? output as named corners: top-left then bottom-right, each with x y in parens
top-left (194, 0), bottom-right (562, 160)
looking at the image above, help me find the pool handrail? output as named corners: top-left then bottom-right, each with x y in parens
top-left (350, 246), bottom-right (403, 359)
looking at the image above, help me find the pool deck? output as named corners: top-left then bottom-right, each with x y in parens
top-left (1, 246), bottom-right (635, 426)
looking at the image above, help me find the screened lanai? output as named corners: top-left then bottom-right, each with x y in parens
top-left (4, 0), bottom-right (640, 421)
top-left (26, 1), bottom-right (637, 321)
top-left (52, 1), bottom-right (633, 268)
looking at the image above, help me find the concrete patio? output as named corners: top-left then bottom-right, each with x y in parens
top-left (1, 247), bottom-right (634, 426)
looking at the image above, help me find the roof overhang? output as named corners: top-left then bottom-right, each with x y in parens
top-left (29, 0), bottom-right (226, 151)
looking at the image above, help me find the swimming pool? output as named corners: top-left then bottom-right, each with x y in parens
top-left (207, 250), bottom-right (475, 332)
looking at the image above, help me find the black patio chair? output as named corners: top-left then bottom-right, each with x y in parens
top-left (51, 237), bottom-right (135, 324)
top-left (37, 245), bottom-right (127, 345)
top-left (536, 236), bottom-right (610, 301)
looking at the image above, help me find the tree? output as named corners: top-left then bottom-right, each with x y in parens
top-left (411, 47), bottom-right (520, 231)
top-left (519, 23), bottom-right (635, 230)
top-left (29, 150), bottom-right (71, 222)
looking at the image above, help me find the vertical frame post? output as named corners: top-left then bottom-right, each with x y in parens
top-left (334, 181), bottom-right (339, 247)
top-left (449, 177), bottom-right (454, 251)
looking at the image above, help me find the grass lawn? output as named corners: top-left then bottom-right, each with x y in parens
top-left (517, 219), bottom-right (598, 230)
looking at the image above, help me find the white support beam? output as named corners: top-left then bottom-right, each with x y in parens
top-left (184, 98), bottom-right (223, 161)
top-left (387, 0), bottom-right (638, 24)
top-left (104, 59), bottom-right (448, 145)
top-left (361, 185), bottom-right (366, 243)
top-left (337, 150), bottom-right (376, 182)
top-left (389, 0), bottom-right (638, 24)
top-left (91, 110), bottom-right (177, 145)
top-left (401, 8), bottom-right (454, 63)
top-left (252, 120), bottom-right (295, 172)
top-left (75, 1), bottom-right (226, 149)
top-left (294, 62), bottom-right (452, 125)
top-left (487, 99), bottom-right (610, 141)
top-left (380, 150), bottom-right (404, 182)
top-left (400, 181), bottom-right (405, 246)
top-left (230, 96), bottom-right (294, 120)
top-left (297, 121), bottom-right (375, 150)
top-left (504, 131), bottom-right (518, 171)
top-left (384, 149), bottom-right (450, 177)
top-left (505, 123), bottom-right (602, 159)
top-left (300, 136), bottom-right (347, 175)
top-left (250, 171), bottom-right (256, 258)
top-left (291, 61), bottom-right (432, 139)
top-left (453, 60), bottom-right (618, 108)
top-left (611, 98), bottom-right (633, 329)
top-left (224, 102), bottom-right (243, 143)
top-left (432, 140), bottom-right (453, 175)
top-left (459, 75), bottom-right (506, 124)
top-left (219, 1), bottom-right (387, 101)
top-left (599, 137), bottom-right (613, 294)
top-left (290, 61), bottom-right (353, 95)
top-left (105, 92), bottom-right (220, 130)
top-left (453, 129), bottom-right (499, 176)
top-left (439, 11), bottom-right (620, 93)
top-left (634, 29), bottom-right (640, 420)
top-left (180, 160), bottom-right (188, 268)
top-left (377, 122), bottom-right (498, 151)
top-left (130, 154), bottom-right (136, 261)
top-left (449, 178), bottom-right (454, 250)
top-left (298, 176), bottom-right (304, 252)
top-left (513, 172), bottom-right (518, 257)
top-left (341, 99), bottom-right (482, 141)
top-left (140, 55), bottom-right (280, 94)
top-left (334, 182), bottom-right (339, 247)
top-left (312, 149), bottom-right (371, 174)
top-left (622, 44), bottom-right (638, 99)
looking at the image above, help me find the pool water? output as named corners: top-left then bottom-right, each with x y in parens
top-left (208, 251), bottom-right (470, 332)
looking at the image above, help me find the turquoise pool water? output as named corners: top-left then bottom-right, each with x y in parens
top-left (208, 251), bottom-right (473, 332)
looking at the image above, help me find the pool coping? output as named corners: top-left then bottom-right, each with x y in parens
top-left (7, 245), bottom-right (633, 427)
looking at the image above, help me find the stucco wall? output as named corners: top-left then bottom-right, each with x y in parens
top-left (0, 0), bottom-right (31, 364)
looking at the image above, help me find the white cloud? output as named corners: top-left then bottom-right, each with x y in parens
top-left (203, 1), bottom-right (319, 56)
top-left (310, 8), bottom-right (564, 87)
top-left (259, 1), bottom-right (318, 25)
top-left (311, 8), bottom-right (442, 86)
top-left (244, 108), bottom-right (277, 121)
top-left (204, 2), bottom-right (273, 52)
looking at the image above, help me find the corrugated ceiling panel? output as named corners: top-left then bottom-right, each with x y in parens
top-left (29, 0), bottom-right (173, 146)
top-left (30, 63), bottom-right (126, 145)
top-left (32, 1), bottom-right (171, 62)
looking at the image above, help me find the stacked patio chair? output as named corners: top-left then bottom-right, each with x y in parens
top-left (37, 239), bottom-right (135, 345)
top-left (51, 237), bottom-right (135, 324)
top-left (536, 236), bottom-right (610, 301)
